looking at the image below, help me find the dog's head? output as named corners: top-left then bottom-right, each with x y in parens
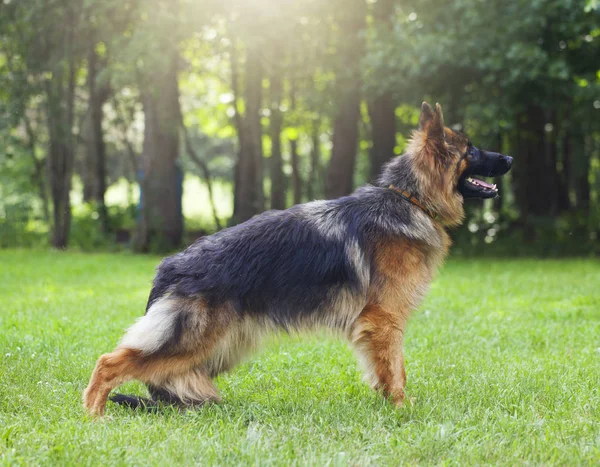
top-left (380, 102), bottom-right (514, 226)
top-left (416, 102), bottom-right (513, 200)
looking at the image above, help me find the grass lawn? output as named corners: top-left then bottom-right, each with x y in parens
top-left (1, 250), bottom-right (599, 465)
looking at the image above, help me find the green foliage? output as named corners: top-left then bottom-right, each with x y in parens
top-left (1, 0), bottom-right (599, 253)
top-left (0, 142), bottom-right (47, 248)
top-left (0, 201), bottom-right (137, 251)
top-left (1, 252), bottom-right (599, 464)
top-left (0, 219), bottom-right (47, 249)
top-left (453, 210), bottom-right (600, 257)
top-left (68, 203), bottom-right (140, 252)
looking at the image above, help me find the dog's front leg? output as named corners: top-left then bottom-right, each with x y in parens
top-left (351, 304), bottom-right (406, 406)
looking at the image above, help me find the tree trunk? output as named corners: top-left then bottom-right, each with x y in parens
top-left (230, 36), bottom-right (244, 223)
top-left (556, 126), bottom-right (572, 212)
top-left (544, 114), bottom-right (559, 216)
top-left (325, 0), bottom-right (366, 198)
top-left (289, 77), bottom-right (302, 205)
top-left (269, 45), bottom-right (285, 210)
top-left (307, 118), bottom-right (322, 200)
top-left (513, 105), bottom-right (548, 221)
top-left (134, 52), bottom-right (182, 252)
top-left (251, 44), bottom-right (265, 214)
top-left (574, 132), bottom-right (591, 211)
top-left (290, 138), bottom-right (301, 205)
top-left (46, 56), bottom-right (76, 249)
top-left (493, 132), bottom-right (505, 214)
top-left (85, 39), bottom-right (109, 232)
top-left (367, 0), bottom-right (396, 180)
top-left (368, 95), bottom-right (396, 180)
top-left (235, 41), bottom-right (264, 222)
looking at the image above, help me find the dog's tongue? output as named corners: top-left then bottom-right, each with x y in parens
top-left (471, 178), bottom-right (495, 189)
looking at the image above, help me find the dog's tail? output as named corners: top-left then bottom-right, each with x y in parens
top-left (109, 393), bottom-right (159, 412)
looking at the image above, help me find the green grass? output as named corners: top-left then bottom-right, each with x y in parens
top-left (1, 250), bottom-right (599, 465)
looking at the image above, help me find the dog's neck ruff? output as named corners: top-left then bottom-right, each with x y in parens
top-left (388, 185), bottom-right (438, 220)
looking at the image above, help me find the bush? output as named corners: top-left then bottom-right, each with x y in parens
top-left (452, 210), bottom-right (599, 257)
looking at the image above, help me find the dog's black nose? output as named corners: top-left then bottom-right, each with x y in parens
top-left (501, 155), bottom-right (513, 169)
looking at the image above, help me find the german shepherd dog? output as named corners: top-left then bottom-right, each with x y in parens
top-left (83, 102), bottom-right (513, 416)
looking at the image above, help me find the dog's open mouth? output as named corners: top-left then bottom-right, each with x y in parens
top-left (462, 177), bottom-right (498, 196)
top-left (458, 175), bottom-right (500, 199)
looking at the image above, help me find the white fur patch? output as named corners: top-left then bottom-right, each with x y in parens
top-left (119, 297), bottom-right (177, 355)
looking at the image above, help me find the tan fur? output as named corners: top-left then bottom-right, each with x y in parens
top-left (83, 349), bottom-right (216, 416)
top-left (161, 369), bottom-right (220, 405)
top-left (352, 304), bottom-right (406, 404)
top-left (83, 299), bottom-right (238, 416)
top-left (351, 237), bottom-right (450, 406)
top-left (202, 315), bottom-right (272, 377)
top-left (405, 104), bottom-right (472, 227)
top-left (83, 348), bottom-right (143, 416)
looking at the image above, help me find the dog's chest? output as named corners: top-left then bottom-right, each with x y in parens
top-left (367, 230), bottom-right (450, 311)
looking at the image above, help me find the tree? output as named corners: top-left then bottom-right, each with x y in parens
top-left (269, 44), bottom-right (286, 210)
top-left (233, 40), bottom-right (264, 222)
top-left (1, 0), bottom-right (599, 256)
top-left (130, 1), bottom-right (185, 252)
top-left (289, 77), bottom-right (302, 205)
top-left (0, 23), bottom-right (50, 225)
top-left (134, 52), bottom-right (182, 252)
top-left (306, 118), bottom-right (322, 200)
top-left (42, 1), bottom-right (83, 248)
top-left (84, 37), bottom-right (110, 233)
top-left (367, 0), bottom-right (397, 180)
top-left (325, 0), bottom-right (367, 198)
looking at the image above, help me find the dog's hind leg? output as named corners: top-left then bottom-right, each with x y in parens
top-left (83, 347), bottom-right (149, 416)
top-left (132, 315), bottom-right (269, 411)
top-left (83, 296), bottom-right (233, 416)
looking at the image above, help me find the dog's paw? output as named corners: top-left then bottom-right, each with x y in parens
top-left (82, 387), bottom-right (107, 417)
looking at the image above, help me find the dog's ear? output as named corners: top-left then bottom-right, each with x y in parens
top-left (418, 101), bottom-right (445, 141)
top-left (418, 102), bottom-right (435, 131)
top-left (434, 103), bottom-right (445, 128)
